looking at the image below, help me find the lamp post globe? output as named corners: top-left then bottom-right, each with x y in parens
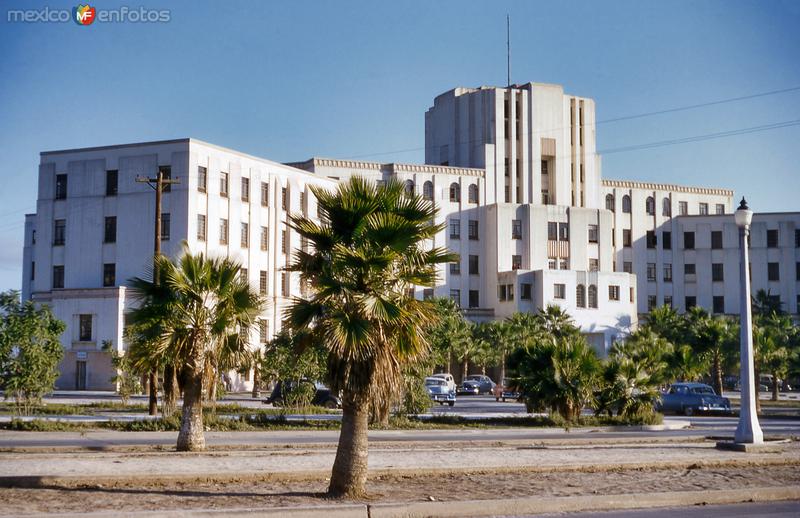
top-left (734, 197), bottom-right (763, 444)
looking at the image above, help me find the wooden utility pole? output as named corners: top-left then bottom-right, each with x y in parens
top-left (136, 170), bottom-right (180, 416)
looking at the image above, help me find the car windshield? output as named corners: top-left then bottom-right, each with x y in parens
top-left (465, 376), bottom-right (481, 381)
top-left (425, 378), bottom-right (444, 386)
top-left (691, 386), bottom-right (715, 395)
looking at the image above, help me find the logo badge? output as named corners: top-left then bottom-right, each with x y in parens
top-left (73, 4), bottom-right (96, 25)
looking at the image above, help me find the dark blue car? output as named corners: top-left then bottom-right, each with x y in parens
top-left (656, 382), bottom-right (731, 416)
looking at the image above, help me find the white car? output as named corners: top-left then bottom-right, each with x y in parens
top-left (430, 373), bottom-right (457, 393)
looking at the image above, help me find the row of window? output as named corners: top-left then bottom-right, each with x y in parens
top-left (648, 295), bottom-right (729, 315)
top-left (605, 193), bottom-right (725, 217)
top-left (196, 215), bottom-right (288, 252)
top-left (449, 219), bottom-right (480, 240)
top-left (497, 282), bottom-right (533, 302)
top-left (198, 167), bottom-right (297, 211)
top-left (645, 261), bottom-right (793, 283)
top-left (621, 229), bottom-right (791, 251)
top-left (51, 215), bottom-right (172, 247)
top-left (54, 167), bottom-right (172, 200)
top-left (551, 283), bottom-right (626, 305)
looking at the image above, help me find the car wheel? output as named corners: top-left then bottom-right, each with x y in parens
top-left (448, 401), bottom-right (455, 407)
top-left (683, 406), bottom-right (694, 416)
top-left (323, 399), bottom-right (338, 409)
top-left (501, 397), bottom-right (506, 402)
top-left (495, 397), bottom-right (500, 402)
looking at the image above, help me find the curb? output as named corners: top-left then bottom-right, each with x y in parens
top-left (4, 487), bottom-right (798, 518)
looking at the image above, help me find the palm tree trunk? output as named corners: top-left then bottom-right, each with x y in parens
top-left (148, 369), bottom-right (158, 416)
top-left (499, 352), bottom-right (506, 384)
top-left (771, 371), bottom-right (779, 401)
top-left (328, 389), bottom-right (369, 498)
top-left (176, 364), bottom-right (205, 452)
top-left (251, 363), bottom-right (260, 398)
top-left (461, 358), bottom-right (468, 383)
top-left (162, 364), bottom-right (178, 417)
top-left (712, 352), bottom-right (723, 396)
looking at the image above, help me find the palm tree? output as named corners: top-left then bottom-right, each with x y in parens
top-left (425, 298), bottom-right (472, 377)
top-left (285, 177), bottom-right (455, 498)
top-left (688, 311), bottom-right (737, 396)
top-left (128, 248), bottom-right (264, 451)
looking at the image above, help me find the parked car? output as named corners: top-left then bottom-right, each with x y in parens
top-left (493, 378), bottom-right (521, 402)
top-left (264, 380), bottom-right (341, 409)
top-left (459, 374), bottom-right (496, 395)
top-left (430, 373), bottom-right (457, 393)
top-left (425, 376), bottom-right (456, 406)
top-left (656, 382), bottom-right (731, 416)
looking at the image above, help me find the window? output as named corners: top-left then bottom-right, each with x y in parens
top-left (449, 219), bottom-right (460, 239)
top-left (423, 288), bottom-right (434, 301)
top-left (547, 222), bottom-right (558, 241)
top-left (260, 226), bottom-right (269, 251)
top-left (281, 187), bottom-right (288, 211)
top-left (53, 265), bottom-right (64, 289)
top-left (553, 283), bottom-right (566, 299)
top-left (53, 219), bottom-right (66, 246)
top-left (198, 166), bottom-right (207, 193)
top-left (647, 263), bottom-right (656, 281)
top-left (684, 263), bottom-right (696, 275)
top-left (699, 203), bottom-right (708, 215)
top-left (622, 195), bottom-right (631, 213)
top-left (103, 217), bottom-right (116, 243)
top-left (240, 268), bottom-right (248, 282)
top-left (664, 295), bottom-right (673, 308)
top-left (712, 263), bottom-right (724, 282)
top-left (449, 262), bottom-right (460, 275)
top-left (548, 258), bottom-right (557, 270)
top-left (158, 166), bottom-right (172, 192)
top-left (684, 231), bottom-right (695, 249)
top-left (588, 224), bottom-right (599, 243)
top-left (662, 197), bottom-right (671, 217)
top-left (646, 231), bottom-right (657, 248)
top-left (259, 320), bottom-right (269, 344)
top-left (103, 263), bottom-right (115, 287)
top-left (468, 220), bottom-right (479, 240)
top-left (468, 184), bottom-right (479, 203)
top-left (106, 170), bottom-right (118, 196)
top-left (282, 229), bottom-right (288, 254)
top-left (219, 218), bottom-right (228, 245)
top-left (55, 174), bottom-right (68, 200)
top-left (589, 258), bottom-right (599, 272)
top-left (796, 229), bottom-right (800, 248)
top-left (469, 290), bottom-right (479, 308)
top-left (512, 255), bottom-right (522, 270)
top-left (767, 229), bottom-right (779, 248)
top-left (241, 177), bottom-right (250, 202)
top-left (31, 230), bottom-right (35, 245)
top-left (469, 255), bottom-right (479, 275)
top-left (30, 261), bottom-right (35, 281)
top-left (609, 285), bottom-right (620, 301)
top-left (768, 262), bottom-right (780, 281)
top-left (622, 229), bottom-right (631, 247)
top-left (605, 194), bottom-right (615, 211)
top-left (664, 263), bottom-right (672, 282)
top-left (498, 285), bottom-right (507, 302)
top-left (197, 215), bottom-right (207, 241)
top-left (521, 283), bottom-right (532, 300)
top-left (507, 284), bottom-right (515, 301)
top-left (646, 196), bottom-right (655, 215)
top-left (161, 213), bottom-right (170, 240)
top-left (449, 182), bottom-right (460, 202)
top-left (79, 314), bottom-right (92, 341)
top-left (623, 261), bottom-right (632, 273)
top-left (796, 261), bottom-right (800, 281)
top-left (648, 295), bottom-right (657, 311)
top-left (404, 180), bottom-right (414, 195)
top-left (713, 296), bottom-right (725, 314)
top-left (281, 272), bottom-right (289, 296)
top-left (588, 285), bottom-right (598, 308)
top-left (576, 285), bottom-right (586, 308)
top-left (679, 201), bottom-right (688, 216)
top-left (261, 182), bottom-right (269, 207)
top-left (423, 181), bottom-right (434, 200)
top-left (220, 172), bottom-right (229, 197)
top-left (710, 230), bottom-right (722, 249)
top-left (715, 204), bottom-right (725, 215)
top-left (241, 222), bottom-right (249, 248)
top-left (259, 271), bottom-right (268, 295)
top-left (559, 223), bottom-right (569, 241)
top-left (685, 296), bottom-right (697, 310)
top-left (512, 219), bottom-right (522, 239)
top-left (450, 289), bottom-right (461, 305)
top-left (662, 231), bottom-right (671, 250)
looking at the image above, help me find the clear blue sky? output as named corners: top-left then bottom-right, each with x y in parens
top-left (1, 0), bottom-right (798, 291)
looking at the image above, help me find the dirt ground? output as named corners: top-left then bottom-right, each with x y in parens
top-left (1, 463), bottom-right (798, 515)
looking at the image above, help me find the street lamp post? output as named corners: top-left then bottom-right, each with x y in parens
top-left (733, 197), bottom-right (763, 444)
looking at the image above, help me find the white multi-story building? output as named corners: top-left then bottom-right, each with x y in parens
top-left (21, 82), bottom-right (800, 389)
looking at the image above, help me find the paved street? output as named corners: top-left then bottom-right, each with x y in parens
top-left (513, 500), bottom-right (800, 518)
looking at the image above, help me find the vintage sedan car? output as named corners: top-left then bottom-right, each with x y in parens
top-left (425, 376), bottom-right (456, 406)
top-left (656, 382), bottom-right (731, 416)
top-left (430, 373), bottom-right (457, 393)
top-left (459, 374), bottom-right (496, 395)
top-left (493, 378), bottom-right (521, 402)
top-left (264, 380), bottom-right (341, 409)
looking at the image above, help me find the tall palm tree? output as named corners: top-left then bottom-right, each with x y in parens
top-left (128, 248), bottom-right (264, 451)
top-left (286, 177), bottom-right (455, 498)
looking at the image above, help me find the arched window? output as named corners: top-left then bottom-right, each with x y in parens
top-left (468, 184), bottom-right (479, 203)
top-left (576, 284), bottom-right (586, 308)
top-left (605, 194), bottom-right (615, 212)
top-left (449, 182), bottom-right (460, 202)
top-left (662, 197), bottom-right (671, 217)
top-left (622, 195), bottom-right (631, 213)
top-left (588, 285), bottom-right (598, 309)
top-left (423, 181), bottom-right (433, 200)
top-left (646, 196), bottom-right (655, 215)
top-left (404, 180), bottom-right (414, 195)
